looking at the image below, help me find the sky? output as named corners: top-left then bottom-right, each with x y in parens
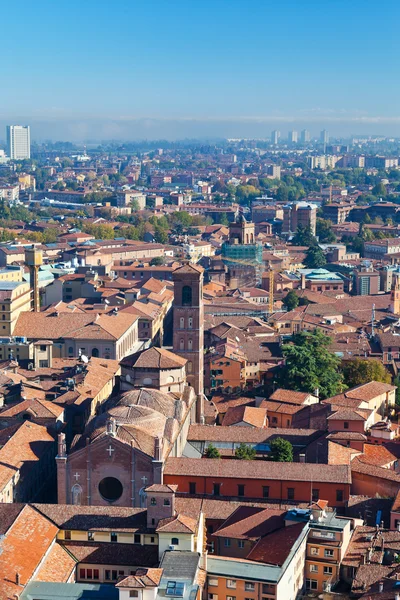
top-left (1, 0), bottom-right (400, 141)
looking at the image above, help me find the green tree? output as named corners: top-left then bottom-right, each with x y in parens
top-left (205, 443), bottom-right (221, 459)
top-left (342, 358), bottom-right (391, 389)
top-left (269, 438), bottom-right (293, 462)
top-left (316, 218), bottom-right (336, 243)
top-left (372, 182), bottom-right (387, 197)
top-left (283, 290), bottom-right (299, 311)
top-left (280, 329), bottom-right (344, 399)
top-left (276, 184), bottom-right (288, 202)
top-left (304, 246), bottom-right (326, 268)
top-left (150, 256), bottom-right (165, 266)
top-left (291, 225), bottom-right (317, 247)
top-left (235, 443), bottom-right (256, 460)
top-left (153, 225), bottom-right (168, 244)
top-left (393, 376), bottom-right (400, 406)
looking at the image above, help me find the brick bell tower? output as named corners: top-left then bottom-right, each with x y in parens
top-left (390, 274), bottom-right (400, 315)
top-left (172, 264), bottom-right (204, 422)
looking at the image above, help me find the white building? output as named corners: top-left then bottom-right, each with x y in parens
top-left (6, 125), bottom-right (31, 160)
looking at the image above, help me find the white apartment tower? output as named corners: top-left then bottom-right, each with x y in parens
top-left (271, 130), bottom-right (280, 145)
top-left (301, 129), bottom-right (310, 143)
top-left (6, 125), bottom-right (31, 160)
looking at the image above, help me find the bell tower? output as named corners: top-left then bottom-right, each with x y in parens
top-left (390, 275), bottom-right (400, 315)
top-left (172, 264), bottom-right (204, 421)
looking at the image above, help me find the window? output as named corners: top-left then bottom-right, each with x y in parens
top-left (151, 536), bottom-right (155, 543)
top-left (171, 537), bottom-right (179, 546)
top-left (164, 498), bottom-right (171, 506)
top-left (112, 570), bottom-right (118, 580)
top-left (310, 564), bottom-right (318, 573)
top-left (287, 488), bottom-right (295, 500)
top-left (187, 361), bottom-right (193, 374)
top-left (166, 582), bottom-right (185, 597)
top-left (188, 317), bottom-right (193, 329)
top-left (40, 344), bottom-right (47, 352)
top-left (87, 531), bottom-right (94, 541)
top-left (93, 569), bottom-right (99, 580)
top-left (208, 579), bottom-right (218, 587)
top-left (224, 538), bottom-right (231, 547)
top-left (343, 421), bottom-right (349, 429)
top-left (86, 569), bottom-right (93, 579)
top-left (68, 346), bottom-right (74, 355)
top-left (226, 580), bottom-right (236, 589)
top-left (245, 583), bottom-right (255, 591)
top-left (134, 534), bottom-right (141, 544)
top-left (213, 483), bottom-right (221, 496)
top-left (80, 569), bottom-right (86, 579)
top-left (130, 592), bottom-right (139, 598)
top-left (226, 597), bottom-right (236, 600)
top-left (182, 285), bottom-right (192, 306)
top-left (310, 547), bottom-right (319, 555)
top-left (324, 566), bottom-right (333, 575)
top-left (312, 489), bottom-right (319, 502)
top-left (238, 540), bottom-right (245, 549)
top-left (189, 482), bottom-right (196, 494)
top-left (262, 486), bottom-right (270, 498)
top-left (336, 489), bottom-right (343, 502)
top-left (105, 570), bottom-right (111, 581)
top-left (180, 339), bottom-right (184, 351)
top-left (180, 317), bottom-right (185, 329)
top-left (324, 549), bottom-right (334, 557)
top-left (238, 484), bottom-right (245, 497)
top-left (64, 530), bottom-right (71, 540)
top-left (262, 584), bottom-right (274, 593)
top-left (111, 532), bottom-right (117, 542)
top-left (208, 595), bottom-right (218, 600)
top-left (306, 580), bottom-right (318, 590)
top-left (151, 497), bottom-right (157, 505)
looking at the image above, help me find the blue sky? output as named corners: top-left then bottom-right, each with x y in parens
top-left (1, 0), bottom-right (399, 140)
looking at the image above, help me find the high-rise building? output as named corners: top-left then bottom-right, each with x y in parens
top-left (301, 129), bottom-right (310, 143)
top-left (6, 125), bottom-right (30, 160)
top-left (288, 130), bottom-right (298, 144)
top-left (271, 130), bottom-right (280, 145)
top-left (282, 202), bottom-right (317, 236)
top-left (320, 129), bottom-right (329, 145)
top-left (221, 214), bottom-right (263, 288)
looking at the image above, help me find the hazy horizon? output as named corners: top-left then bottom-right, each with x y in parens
top-left (2, 0), bottom-right (399, 142)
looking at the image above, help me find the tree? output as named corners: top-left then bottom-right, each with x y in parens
top-left (205, 443), bottom-right (221, 459)
top-left (279, 329), bottom-right (344, 399)
top-left (235, 443), bottom-right (256, 460)
top-left (283, 290), bottom-right (299, 311)
top-left (372, 182), bottom-right (387, 197)
top-left (316, 218), bottom-right (336, 243)
top-left (393, 376), bottom-right (400, 406)
top-left (150, 256), bottom-right (165, 266)
top-left (304, 246), bottom-right (326, 269)
top-left (342, 358), bottom-right (391, 389)
top-left (291, 225), bottom-right (317, 247)
top-left (269, 438), bottom-right (293, 462)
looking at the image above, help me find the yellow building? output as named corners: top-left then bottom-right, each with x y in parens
top-left (0, 281), bottom-right (32, 335)
top-left (0, 266), bottom-right (23, 282)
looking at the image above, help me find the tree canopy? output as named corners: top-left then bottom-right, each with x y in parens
top-left (279, 329), bottom-right (344, 399)
top-left (269, 438), bottom-right (293, 462)
top-left (342, 358), bottom-right (391, 389)
top-left (291, 225), bottom-right (317, 247)
top-left (283, 290), bottom-right (299, 311)
top-left (304, 246), bottom-right (327, 269)
top-left (205, 443), bottom-right (221, 459)
top-left (235, 443), bottom-right (256, 460)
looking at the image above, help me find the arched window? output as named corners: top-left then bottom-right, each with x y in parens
top-left (187, 361), bottom-right (193, 374)
top-left (180, 317), bottom-right (185, 329)
top-left (182, 286), bottom-right (192, 307)
top-left (68, 346), bottom-right (74, 355)
top-left (91, 348), bottom-right (99, 358)
top-left (188, 317), bottom-right (193, 329)
top-left (180, 339), bottom-right (184, 350)
top-left (71, 484), bottom-right (82, 505)
top-left (246, 234), bottom-right (249, 244)
top-left (188, 339), bottom-right (193, 351)
top-left (139, 487), bottom-right (147, 508)
top-left (171, 537), bottom-right (179, 546)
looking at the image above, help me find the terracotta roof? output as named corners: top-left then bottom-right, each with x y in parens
top-left (156, 513), bottom-right (198, 534)
top-left (34, 541), bottom-right (77, 582)
top-left (121, 347), bottom-right (186, 370)
top-left (164, 457), bottom-right (352, 484)
top-left (116, 568), bottom-right (163, 588)
top-left (247, 522), bottom-right (307, 565)
top-left (0, 397), bottom-right (63, 419)
top-left (187, 424), bottom-right (322, 445)
top-left (269, 388), bottom-right (314, 405)
top-left (359, 444), bottom-right (398, 468)
top-left (60, 541), bottom-right (159, 566)
top-left (0, 504), bottom-right (58, 599)
top-left (213, 506), bottom-right (284, 540)
top-left (222, 405), bottom-right (267, 427)
top-left (33, 504), bottom-right (148, 532)
top-left (327, 408), bottom-right (369, 421)
top-left (351, 457), bottom-right (400, 483)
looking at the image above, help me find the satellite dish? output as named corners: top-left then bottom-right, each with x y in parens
top-left (81, 354), bottom-right (89, 363)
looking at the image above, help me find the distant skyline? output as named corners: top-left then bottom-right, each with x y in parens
top-left (2, 0), bottom-right (399, 141)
